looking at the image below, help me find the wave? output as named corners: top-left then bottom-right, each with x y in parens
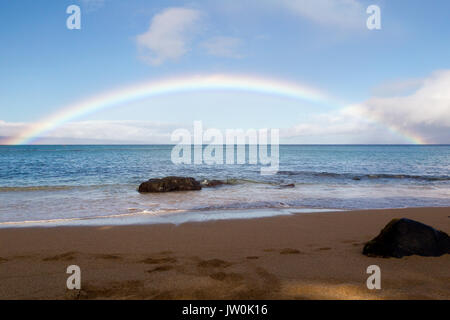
top-left (361, 174), bottom-right (450, 181)
top-left (0, 208), bottom-right (189, 226)
top-left (0, 185), bottom-right (77, 192)
top-left (2, 197), bottom-right (449, 227)
top-left (277, 171), bottom-right (450, 181)
top-left (0, 202), bottom-right (305, 227)
top-left (0, 183), bottom-right (136, 192)
top-left (224, 178), bottom-right (277, 185)
top-left (0, 179), bottom-right (278, 194)
top-left (1, 171), bottom-right (448, 194)
top-left (190, 200), bottom-right (298, 211)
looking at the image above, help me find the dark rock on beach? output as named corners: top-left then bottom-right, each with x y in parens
top-left (138, 176), bottom-right (202, 193)
top-left (363, 218), bottom-right (450, 258)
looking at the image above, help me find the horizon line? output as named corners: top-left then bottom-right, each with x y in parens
top-left (1, 143), bottom-right (448, 146)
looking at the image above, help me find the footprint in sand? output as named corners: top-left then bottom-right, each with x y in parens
top-left (263, 248), bottom-right (302, 255)
top-left (140, 257), bottom-right (177, 264)
top-left (279, 248), bottom-right (302, 255)
top-left (82, 280), bottom-right (144, 299)
top-left (43, 251), bottom-right (78, 261)
top-left (197, 259), bottom-right (232, 269)
top-left (13, 255), bottom-right (31, 259)
top-left (95, 254), bottom-right (122, 260)
top-left (0, 257), bottom-right (8, 263)
top-left (316, 247), bottom-right (332, 251)
top-left (147, 265), bottom-right (174, 273)
top-left (246, 256), bottom-right (259, 260)
top-left (209, 272), bottom-right (244, 282)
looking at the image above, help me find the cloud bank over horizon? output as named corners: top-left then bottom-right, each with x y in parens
top-left (356, 70), bottom-right (450, 143)
top-left (1, 70), bottom-right (449, 145)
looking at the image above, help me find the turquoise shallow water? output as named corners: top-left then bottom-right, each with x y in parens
top-left (0, 145), bottom-right (449, 225)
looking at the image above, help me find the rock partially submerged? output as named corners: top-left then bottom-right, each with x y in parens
top-left (138, 176), bottom-right (201, 193)
top-left (363, 218), bottom-right (450, 258)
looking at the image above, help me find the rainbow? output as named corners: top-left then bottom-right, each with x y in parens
top-left (382, 125), bottom-right (427, 144)
top-left (2, 73), bottom-right (426, 145)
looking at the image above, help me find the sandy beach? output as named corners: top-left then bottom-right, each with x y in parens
top-left (0, 207), bottom-right (449, 300)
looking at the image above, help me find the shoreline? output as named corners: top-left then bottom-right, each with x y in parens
top-left (0, 207), bottom-right (342, 228)
top-left (0, 207), bottom-right (449, 299)
top-left (1, 204), bottom-right (449, 229)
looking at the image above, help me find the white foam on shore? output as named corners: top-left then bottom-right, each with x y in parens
top-left (0, 207), bottom-right (342, 228)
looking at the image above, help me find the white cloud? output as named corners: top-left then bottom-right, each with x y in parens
top-left (278, 0), bottom-right (365, 29)
top-left (202, 36), bottom-right (243, 58)
top-left (0, 120), bottom-right (25, 138)
top-left (355, 70), bottom-right (450, 137)
top-left (279, 107), bottom-right (386, 143)
top-left (2, 117), bottom-right (377, 145)
top-left (0, 121), bottom-right (183, 144)
top-left (281, 109), bottom-right (369, 137)
top-left (136, 8), bottom-right (202, 65)
top-left (281, 70), bottom-right (450, 144)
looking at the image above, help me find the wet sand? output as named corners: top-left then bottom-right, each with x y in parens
top-left (0, 207), bottom-right (449, 299)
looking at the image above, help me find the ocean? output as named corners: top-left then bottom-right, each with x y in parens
top-left (0, 145), bottom-right (449, 227)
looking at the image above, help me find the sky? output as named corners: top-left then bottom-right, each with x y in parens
top-left (0, 0), bottom-right (449, 144)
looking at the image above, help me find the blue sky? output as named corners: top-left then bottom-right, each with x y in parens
top-left (0, 0), bottom-right (449, 144)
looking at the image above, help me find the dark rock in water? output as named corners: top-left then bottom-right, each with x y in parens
top-left (363, 218), bottom-right (450, 258)
top-left (280, 183), bottom-right (295, 188)
top-left (352, 176), bottom-right (361, 181)
top-left (200, 179), bottom-right (228, 187)
top-left (138, 176), bottom-right (201, 193)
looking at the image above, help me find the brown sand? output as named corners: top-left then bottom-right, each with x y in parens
top-left (0, 207), bottom-right (449, 300)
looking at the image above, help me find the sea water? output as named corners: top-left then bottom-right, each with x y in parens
top-left (0, 145), bottom-right (449, 226)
